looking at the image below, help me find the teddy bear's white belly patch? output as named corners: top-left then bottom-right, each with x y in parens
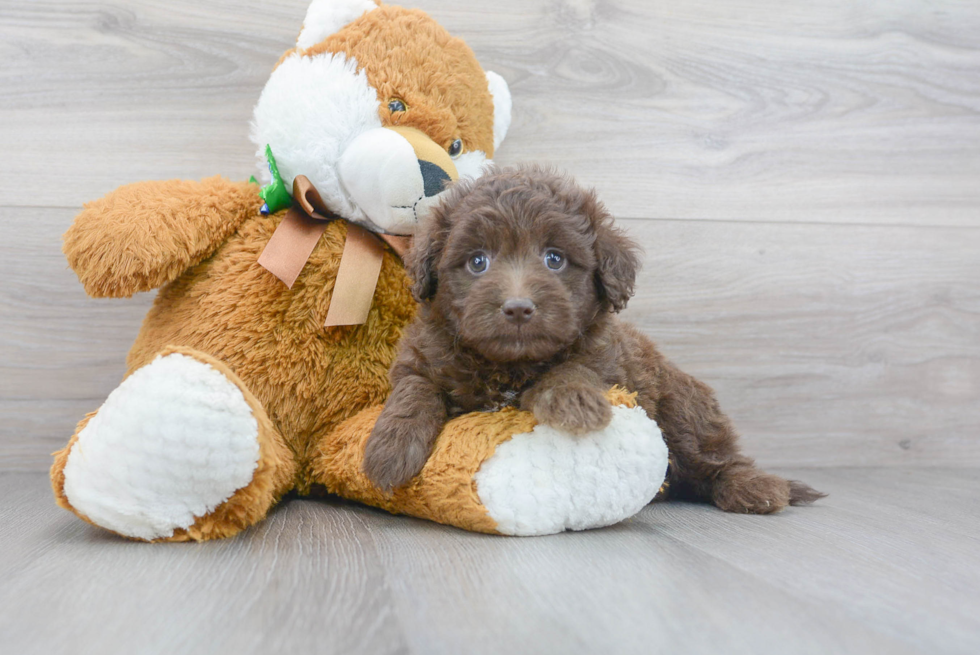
top-left (474, 404), bottom-right (668, 536)
top-left (62, 353), bottom-right (261, 541)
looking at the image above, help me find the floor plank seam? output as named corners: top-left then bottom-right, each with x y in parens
top-left (8, 206), bottom-right (980, 232)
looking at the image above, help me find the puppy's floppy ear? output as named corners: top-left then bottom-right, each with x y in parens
top-left (407, 179), bottom-right (473, 301)
top-left (407, 219), bottom-right (444, 302)
top-left (586, 192), bottom-right (641, 312)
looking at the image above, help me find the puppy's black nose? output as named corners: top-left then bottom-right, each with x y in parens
top-left (502, 298), bottom-right (535, 324)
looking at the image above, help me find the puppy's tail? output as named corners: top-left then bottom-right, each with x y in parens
top-left (788, 480), bottom-right (827, 505)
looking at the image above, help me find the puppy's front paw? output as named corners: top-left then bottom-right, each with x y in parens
top-left (532, 384), bottom-right (613, 435)
top-left (363, 415), bottom-right (435, 492)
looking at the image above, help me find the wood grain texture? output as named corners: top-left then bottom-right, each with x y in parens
top-left (2, 468), bottom-right (978, 654)
top-left (1, 0), bottom-right (979, 224)
top-left (2, 3), bottom-right (978, 652)
top-left (3, 205), bottom-right (977, 470)
top-left (621, 219), bottom-right (980, 467)
top-left (2, 0), bottom-right (978, 469)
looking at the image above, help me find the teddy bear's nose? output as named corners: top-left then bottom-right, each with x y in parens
top-left (420, 160), bottom-right (452, 197)
top-left (501, 298), bottom-right (536, 324)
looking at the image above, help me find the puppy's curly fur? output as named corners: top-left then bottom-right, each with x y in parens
top-left (363, 165), bottom-right (824, 514)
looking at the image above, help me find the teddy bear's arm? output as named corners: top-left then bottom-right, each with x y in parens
top-left (64, 176), bottom-right (262, 298)
top-left (311, 387), bottom-right (669, 536)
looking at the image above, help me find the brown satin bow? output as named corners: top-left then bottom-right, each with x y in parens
top-left (257, 175), bottom-right (411, 327)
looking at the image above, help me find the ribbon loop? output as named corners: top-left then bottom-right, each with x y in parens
top-left (256, 175), bottom-right (410, 327)
top-left (293, 175), bottom-right (331, 219)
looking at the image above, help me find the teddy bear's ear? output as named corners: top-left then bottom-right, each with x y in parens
top-left (485, 71), bottom-right (512, 152)
top-left (296, 0), bottom-right (379, 50)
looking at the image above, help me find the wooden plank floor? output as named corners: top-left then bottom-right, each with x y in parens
top-left (1, 1), bottom-right (979, 653)
top-left (2, 0), bottom-right (978, 470)
top-left (1, 468), bottom-right (978, 654)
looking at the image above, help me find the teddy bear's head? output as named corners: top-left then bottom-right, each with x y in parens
top-left (251, 0), bottom-right (511, 235)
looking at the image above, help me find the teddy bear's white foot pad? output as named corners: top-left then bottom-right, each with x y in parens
top-left (474, 405), bottom-right (668, 536)
top-left (63, 353), bottom-right (261, 540)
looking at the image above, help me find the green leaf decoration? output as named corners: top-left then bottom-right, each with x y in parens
top-left (258, 145), bottom-right (293, 214)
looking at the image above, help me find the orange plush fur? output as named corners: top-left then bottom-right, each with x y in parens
top-left (294, 4), bottom-right (497, 158)
top-left (51, 5), bottom-right (522, 540)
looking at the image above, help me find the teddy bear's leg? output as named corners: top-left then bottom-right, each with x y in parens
top-left (308, 388), bottom-right (668, 536)
top-left (50, 346), bottom-right (297, 542)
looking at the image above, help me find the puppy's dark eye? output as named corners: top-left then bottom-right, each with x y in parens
top-left (544, 249), bottom-right (565, 271)
top-left (388, 98), bottom-right (407, 113)
top-left (467, 251), bottom-right (490, 275)
top-left (448, 139), bottom-right (463, 158)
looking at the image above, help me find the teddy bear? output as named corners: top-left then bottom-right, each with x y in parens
top-left (50, 0), bottom-right (668, 542)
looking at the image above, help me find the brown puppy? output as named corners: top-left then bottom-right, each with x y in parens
top-left (363, 165), bottom-right (824, 514)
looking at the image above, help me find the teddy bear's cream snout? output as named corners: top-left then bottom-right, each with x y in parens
top-left (338, 126), bottom-right (459, 235)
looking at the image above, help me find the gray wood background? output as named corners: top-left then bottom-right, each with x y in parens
top-left (1, 0), bottom-right (977, 470)
top-left (1, 467), bottom-right (978, 654)
top-left (1, 2), bottom-right (979, 654)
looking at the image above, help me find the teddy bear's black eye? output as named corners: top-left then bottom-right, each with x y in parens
top-left (448, 138), bottom-right (463, 158)
top-left (467, 251), bottom-right (490, 275)
top-left (388, 99), bottom-right (407, 113)
top-left (544, 249), bottom-right (565, 271)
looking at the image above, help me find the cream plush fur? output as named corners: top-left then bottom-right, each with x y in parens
top-left (251, 52), bottom-right (383, 224)
top-left (63, 353), bottom-right (261, 540)
top-left (476, 405), bottom-right (668, 536)
top-left (51, 1), bottom-right (668, 541)
top-left (297, 0), bottom-right (379, 50)
top-left (252, 1), bottom-right (511, 234)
